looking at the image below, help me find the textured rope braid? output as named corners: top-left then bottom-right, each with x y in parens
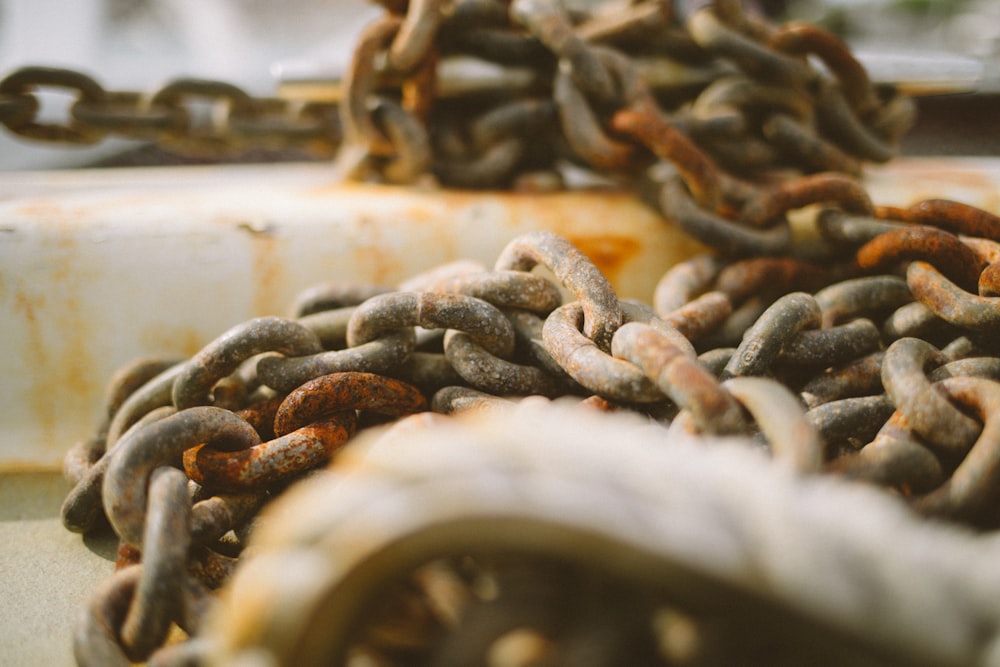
top-left (210, 400), bottom-right (1000, 667)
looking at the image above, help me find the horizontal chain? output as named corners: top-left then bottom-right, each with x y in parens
top-left (0, 66), bottom-right (341, 158)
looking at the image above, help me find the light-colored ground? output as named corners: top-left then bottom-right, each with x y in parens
top-left (0, 472), bottom-right (115, 667)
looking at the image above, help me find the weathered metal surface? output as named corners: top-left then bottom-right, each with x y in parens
top-left (3, 159), bottom-right (1000, 469)
top-left (0, 164), bottom-right (707, 468)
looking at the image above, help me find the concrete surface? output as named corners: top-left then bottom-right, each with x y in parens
top-left (0, 472), bottom-right (115, 667)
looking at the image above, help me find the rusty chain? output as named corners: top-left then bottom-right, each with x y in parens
top-left (65, 215), bottom-right (1000, 664)
top-left (2, 0), bottom-right (910, 175)
top-left (37, 0), bottom-right (1000, 665)
top-left (0, 66), bottom-right (342, 158)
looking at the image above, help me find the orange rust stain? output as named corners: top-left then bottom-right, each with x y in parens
top-left (563, 235), bottom-right (643, 286)
top-left (47, 237), bottom-right (99, 429)
top-left (60, 287), bottom-right (95, 411)
top-left (252, 233), bottom-right (282, 316)
top-left (12, 286), bottom-right (57, 449)
top-left (230, 220), bottom-right (289, 317)
top-left (502, 189), bottom-right (649, 283)
top-left (6, 205), bottom-right (90, 460)
top-left (350, 214), bottom-right (397, 287)
top-left (15, 202), bottom-right (66, 221)
top-left (15, 243), bottom-right (101, 461)
top-left (304, 179), bottom-right (371, 198)
top-left (402, 202), bottom-right (438, 225)
top-left (139, 323), bottom-right (206, 358)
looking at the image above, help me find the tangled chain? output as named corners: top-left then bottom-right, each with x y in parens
top-left (46, 0), bottom-right (1000, 666)
top-left (67, 219), bottom-right (1000, 665)
top-left (2, 0), bottom-right (909, 179)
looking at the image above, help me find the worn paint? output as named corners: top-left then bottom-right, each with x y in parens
top-left (1, 160), bottom-right (999, 468)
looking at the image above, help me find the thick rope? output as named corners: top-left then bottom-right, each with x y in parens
top-left (209, 400), bottom-right (1000, 666)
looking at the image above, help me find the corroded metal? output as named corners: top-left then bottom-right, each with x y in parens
top-left (496, 230), bottom-right (622, 352)
top-left (172, 317), bottom-right (323, 411)
top-left (183, 415), bottom-right (358, 491)
top-left (856, 226), bottom-right (983, 293)
top-left (273, 371), bottom-right (426, 436)
top-left (612, 321), bottom-right (744, 434)
top-left (721, 291), bottom-right (820, 379)
top-left (911, 377), bottom-right (1000, 522)
top-left (908, 261), bottom-right (1000, 332)
top-left (881, 337), bottom-right (980, 456)
top-left (103, 407), bottom-right (261, 547)
top-left (543, 302), bottom-right (661, 403)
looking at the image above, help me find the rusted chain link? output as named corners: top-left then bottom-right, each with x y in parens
top-left (64, 205), bottom-right (1000, 663)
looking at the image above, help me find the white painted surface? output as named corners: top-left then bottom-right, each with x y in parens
top-left (0, 163), bottom-right (707, 467)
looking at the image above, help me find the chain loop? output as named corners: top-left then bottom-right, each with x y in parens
top-left (119, 466), bottom-right (192, 660)
top-left (911, 377), bottom-right (1000, 521)
top-left (612, 321), bottom-right (744, 433)
top-left (273, 371), bottom-right (426, 436)
top-left (340, 16), bottom-right (405, 160)
top-left (881, 337), bottom-right (981, 456)
top-left (1, 66), bottom-right (343, 158)
top-left (495, 230), bottom-right (622, 351)
top-left (907, 260), bottom-right (1000, 333)
top-left (71, 91), bottom-right (183, 140)
top-left (172, 316), bottom-right (323, 411)
top-left (103, 407), bottom-right (261, 547)
top-left (721, 291), bottom-right (820, 379)
top-left (389, 0), bottom-right (453, 73)
top-left (183, 414), bottom-right (358, 491)
top-left (0, 66), bottom-right (106, 143)
top-left (512, 0), bottom-right (620, 107)
top-left (721, 375), bottom-right (823, 473)
top-left (543, 301), bottom-right (663, 403)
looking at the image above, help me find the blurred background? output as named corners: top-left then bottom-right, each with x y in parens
top-left (0, 0), bottom-right (997, 170)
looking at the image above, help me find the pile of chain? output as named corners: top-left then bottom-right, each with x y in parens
top-left (1, 0), bottom-right (910, 181)
top-left (66, 221), bottom-right (1000, 665)
top-left (40, 0), bottom-right (1000, 665)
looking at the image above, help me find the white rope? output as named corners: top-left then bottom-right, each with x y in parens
top-left (208, 399), bottom-right (1000, 666)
